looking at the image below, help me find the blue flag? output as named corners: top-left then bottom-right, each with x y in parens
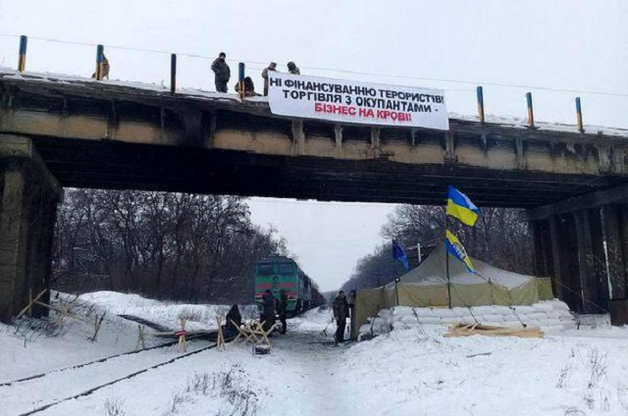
top-left (392, 239), bottom-right (409, 270)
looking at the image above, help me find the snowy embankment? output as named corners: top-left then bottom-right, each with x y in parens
top-left (2, 291), bottom-right (628, 415)
top-left (0, 291), bottom-right (255, 383)
top-left (80, 291), bottom-right (258, 332)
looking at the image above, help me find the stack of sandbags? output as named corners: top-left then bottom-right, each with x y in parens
top-left (385, 300), bottom-right (576, 331)
top-left (358, 309), bottom-right (392, 340)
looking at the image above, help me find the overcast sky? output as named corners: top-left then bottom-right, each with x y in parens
top-left (0, 1), bottom-right (626, 291)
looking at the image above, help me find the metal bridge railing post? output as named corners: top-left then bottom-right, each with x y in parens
top-left (576, 97), bottom-right (584, 134)
top-left (18, 35), bottom-right (28, 73)
top-left (95, 44), bottom-right (105, 81)
top-left (476, 86), bottom-right (485, 124)
top-left (170, 53), bottom-right (177, 94)
top-left (526, 92), bottom-right (535, 129)
top-left (238, 62), bottom-right (245, 99)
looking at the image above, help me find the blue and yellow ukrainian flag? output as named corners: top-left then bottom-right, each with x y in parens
top-left (445, 230), bottom-right (475, 274)
top-left (446, 186), bottom-right (480, 227)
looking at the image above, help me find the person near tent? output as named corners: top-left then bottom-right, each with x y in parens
top-left (287, 61), bottom-right (300, 75)
top-left (211, 52), bottom-right (231, 93)
top-left (277, 289), bottom-right (288, 334)
top-left (261, 62), bottom-right (277, 96)
top-left (332, 290), bottom-right (349, 343)
top-left (91, 54), bottom-right (110, 79)
top-left (347, 289), bottom-right (357, 339)
top-left (234, 76), bottom-right (257, 96)
top-left (261, 289), bottom-right (276, 332)
top-left (223, 304), bottom-right (242, 338)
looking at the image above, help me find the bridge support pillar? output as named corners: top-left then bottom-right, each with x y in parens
top-left (0, 135), bottom-right (63, 323)
top-left (530, 210), bottom-right (610, 313)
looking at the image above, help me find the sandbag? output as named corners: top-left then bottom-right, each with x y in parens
top-left (481, 314), bottom-right (505, 323)
top-left (392, 306), bottom-right (415, 317)
top-left (471, 306), bottom-right (498, 315)
top-left (512, 305), bottom-right (535, 314)
top-left (432, 308), bottom-right (456, 318)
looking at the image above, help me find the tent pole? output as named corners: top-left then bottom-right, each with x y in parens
top-left (394, 278), bottom-right (400, 306)
top-left (446, 215), bottom-right (452, 309)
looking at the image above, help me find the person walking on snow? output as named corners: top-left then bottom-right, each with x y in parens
top-left (287, 61), bottom-right (300, 75)
top-left (278, 289), bottom-right (288, 334)
top-left (333, 290), bottom-right (349, 344)
top-left (261, 62), bottom-right (277, 96)
top-left (211, 52), bottom-right (231, 93)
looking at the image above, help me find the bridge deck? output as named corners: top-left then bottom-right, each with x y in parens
top-left (1, 68), bottom-right (628, 207)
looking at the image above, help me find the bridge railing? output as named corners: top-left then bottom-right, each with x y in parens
top-left (1, 33), bottom-right (622, 133)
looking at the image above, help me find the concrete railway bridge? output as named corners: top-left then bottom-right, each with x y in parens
top-left (1, 70), bottom-right (628, 322)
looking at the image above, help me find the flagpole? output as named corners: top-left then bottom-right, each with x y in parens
top-left (445, 214), bottom-right (452, 309)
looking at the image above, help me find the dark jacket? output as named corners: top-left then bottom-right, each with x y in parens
top-left (235, 77), bottom-right (256, 95)
top-left (211, 58), bottom-right (231, 82)
top-left (332, 296), bottom-right (349, 321)
top-left (278, 292), bottom-right (288, 315)
top-left (261, 67), bottom-right (276, 81)
top-left (262, 293), bottom-right (275, 317)
top-left (226, 305), bottom-right (242, 328)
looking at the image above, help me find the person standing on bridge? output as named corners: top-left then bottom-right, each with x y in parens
top-left (287, 61), bottom-right (300, 75)
top-left (261, 62), bottom-right (277, 96)
top-left (211, 52), bottom-right (231, 93)
top-left (332, 290), bottom-right (349, 344)
top-left (278, 289), bottom-right (288, 334)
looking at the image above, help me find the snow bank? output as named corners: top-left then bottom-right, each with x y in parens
top-left (359, 299), bottom-right (577, 340)
top-left (80, 291), bottom-right (258, 332)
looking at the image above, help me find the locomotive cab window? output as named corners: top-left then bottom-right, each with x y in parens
top-left (279, 263), bottom-right (294, 274)
top-left (257, 263), bottom-right (274, 275)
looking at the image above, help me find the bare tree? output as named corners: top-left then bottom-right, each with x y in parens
top-left (53, 189), bottom-right (286, 304)
top-left (342, 205), bottom-right (533, 291)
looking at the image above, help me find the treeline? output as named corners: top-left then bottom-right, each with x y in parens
top-left (342, 205), bottom-right (533, 292)
top-left (53, 189), bottom-right (286, 303)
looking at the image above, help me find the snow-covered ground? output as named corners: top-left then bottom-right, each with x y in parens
top-left (2, 292), bottom-right (628, 416)
top-left (80, 291), bottom-right (258, 332)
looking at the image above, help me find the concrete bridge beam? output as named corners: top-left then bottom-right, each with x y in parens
top-left (0, 135), bottom-right (62, 323)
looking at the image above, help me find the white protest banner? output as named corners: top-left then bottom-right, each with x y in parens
top-left (268, 72), bottom-right (449, 130)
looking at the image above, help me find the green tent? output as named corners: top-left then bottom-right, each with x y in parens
top-left (354, 244), bottom-right (552, 335)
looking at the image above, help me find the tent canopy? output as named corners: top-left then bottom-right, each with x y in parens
top-left (392, 244), bottom-right (532, 290)
top-left (355, 243), bottom-right (553, 335)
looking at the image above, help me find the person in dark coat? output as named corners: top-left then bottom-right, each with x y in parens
top-left (223, 304), bottom-right (242, 338)
top-left (211, 52), bottom-right (231, 93)
top-left (348, 290), bottom-right (357, 339)
top-left (332, 290), bottom-right (349, 343)
top-left (261, 289), bottom-right (276, 332)
top-left (234, 76), bottom-right (257, 96)
top-left (261, 62), bottom-right (277, 96)
top-left (277, 289), bottom-right (288, 334)
top-left (287, 61), bottom-right (300, 75)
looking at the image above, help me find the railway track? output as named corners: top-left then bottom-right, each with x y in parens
top-left (0, 339), bottom-right (182, 388)
top-left (0, 340), bottom-right (216, 416)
